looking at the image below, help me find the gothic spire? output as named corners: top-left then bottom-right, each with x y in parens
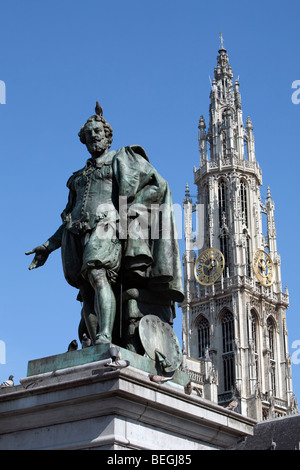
top-left (200, 39), bottom-right (258, 166)
top-left (212, 41), bottom-right (234, 106)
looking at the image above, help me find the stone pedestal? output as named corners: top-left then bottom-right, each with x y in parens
top-left (0, 346), bottom-right (256, 450)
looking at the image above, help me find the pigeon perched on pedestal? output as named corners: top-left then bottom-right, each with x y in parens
top-left (67, 339), bottom-right (78, 352)
top-left (269, 440), bottom-right (277, 450)
top-left (103, 346), bottom-right (129, 369)
top-left (148, 374), bottom-right (174, 384)
top-left (81, 333), bottom-right (92, 349)
top-left (0, 375), bottom-right (14, 388)
top-left (184, 380), bottom-right (193, 395)
top-left (109, 346), bottom-right (122, 363)
top-left (225, 398), bottom-right (239, 411)
top-left (104, 359), bottom-right (130, 370)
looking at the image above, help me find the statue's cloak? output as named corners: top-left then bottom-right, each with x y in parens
top-left (113, 145), bottom-right (184, 303)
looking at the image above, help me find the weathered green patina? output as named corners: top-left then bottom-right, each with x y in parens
top-left (26, 343), bottom-right (190, 386)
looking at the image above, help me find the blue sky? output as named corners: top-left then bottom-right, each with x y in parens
top-left (1, 0), bottom-right (300, 404)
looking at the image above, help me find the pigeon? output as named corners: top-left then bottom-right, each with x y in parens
top-left (148, 374), bottom-right (174, 384)
top-left (104, 359), bottom-right (130, 370)
top-left (193, 387), bottom-right (202, 397)
top-left (81, 333), bottom-right (92, 349)
top-left (269, 440), bottom-right (277, 450)
top-left (0, 375), bottom-right (14, 388)
top-left (95, 101), bottom-right (103, 117)
top-left (225, 398), bottom-right (239, 411)
top-left (109, 346), bottom-right (122, 363)
top-left (67, 339), bottom-right (78, 352)
top-left (184, 380), bottom-right (193, 395)
top-left (104, 347), bottom-right (128, 369)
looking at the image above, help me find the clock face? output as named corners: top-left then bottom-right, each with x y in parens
top-left (194, 248), bottom-right (225, 286)
top-left (252, 249), bottom-right (274, 287)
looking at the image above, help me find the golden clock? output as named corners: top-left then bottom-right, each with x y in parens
top-left (252, 249), bottom-right (274, 287)
top-left (194, 248), bottom-right (225, 286)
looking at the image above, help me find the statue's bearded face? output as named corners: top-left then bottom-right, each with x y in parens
top-left (84, 120), bottom-right (110, 156)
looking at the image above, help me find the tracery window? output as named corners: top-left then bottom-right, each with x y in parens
top-left (223, 354), bottom-right (235, 392)
top-left (250, 310), bottom-right (259, 379)
top-left (197, 316), bottom-right (210, 358)
top-left (222, 311), bottom-right (235, 353)
top-left (270, 363), bottom-right (276, 396)
top-left (221, 131), bottom-right (227, 158)
top-left (267, 317), bottom-right (276, 395)
top-left (245, 235), bottom-right (251, 277)
top-left (220, 231), bottom-right (230, 275)
top-left (222, 311), bottom-right (235, 391)
top-left (267, 317), bottom-right (275, 360)
top-left (240, 181), bottom-right (248, 227)
top-left (202, 184), bottom-right (209, 230)
top-left (250, 311), bottom-right (258, 353)
top-left (218, 179), bottom-right (228, 227)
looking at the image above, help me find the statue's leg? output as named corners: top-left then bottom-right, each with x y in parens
top-left (87, 267), bottom-right (116, 344)
top-left (79, 283), bottom-right (98, 344)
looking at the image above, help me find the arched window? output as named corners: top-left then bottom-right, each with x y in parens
top-left (222, 311), bottom-right (235, 391)
top-left (250, 310), bottom-right (259, 379)
top-left (220, 231), bottom-right (230, 275)
top-left (250, 310), bottom-right (258, 353)
top-left (221, 131), bottom-right (227, 158)
top-left (267, 317), bottom-right (275, 360)
top-left (270, 364), bottom-right (276, 396)
top-left (202, 184), bottom-right (209, 230)
top-left (218, 179), bottom-right (228, 227)
top-left (197, 316), bottom-right (210, 358)
top-left (243, 231), bottom-right (251, 277)
top-left (240, 181), bottom-right (248, 227)
top-left (267, 317), bottom-right (276, 395)
top-left (222, 311), bottom-right (235, 353)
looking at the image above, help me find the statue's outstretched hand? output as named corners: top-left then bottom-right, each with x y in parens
top-left (25, 245), bottom-right (49, 270)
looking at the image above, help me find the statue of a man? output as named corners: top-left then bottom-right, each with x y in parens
top-left (26, 104), bottom-right (184, 351)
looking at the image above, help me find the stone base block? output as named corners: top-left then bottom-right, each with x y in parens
top-left (0, 347), bottom-right (256, 450)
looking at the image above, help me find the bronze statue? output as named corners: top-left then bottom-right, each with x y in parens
top-left (26, 103), bottom-right (184, 357)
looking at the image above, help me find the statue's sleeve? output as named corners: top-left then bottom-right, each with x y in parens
top-left (43, 224), bottom-right (64, 253)
top-left (60, 186), bottom-right (76, 223)
top-left (43, 176), bottom-right (77, 253)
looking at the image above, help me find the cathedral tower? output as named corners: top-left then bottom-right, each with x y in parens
top-left (181, 40), bottom-right (296, 420)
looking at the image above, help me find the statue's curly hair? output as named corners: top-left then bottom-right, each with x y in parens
top-left (78, 114), bottom-right (113, 147)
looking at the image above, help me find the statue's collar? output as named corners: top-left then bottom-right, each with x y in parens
top-left (86, 150), bottom-right (116, 168)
